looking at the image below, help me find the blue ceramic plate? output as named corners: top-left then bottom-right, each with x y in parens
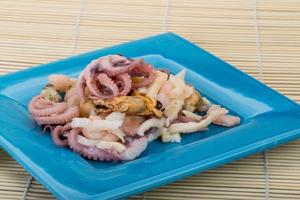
top-left (1, 33), bottom-right (300, 200)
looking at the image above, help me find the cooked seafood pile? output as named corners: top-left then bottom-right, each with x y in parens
top-left (28, 55), bottom-right (240, 161)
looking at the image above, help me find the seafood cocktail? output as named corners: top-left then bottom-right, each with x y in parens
top-left (28, 55), bottom-right (240, 161)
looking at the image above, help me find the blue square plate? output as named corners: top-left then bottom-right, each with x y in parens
top-left (1, 33), bottom-right (300, 200)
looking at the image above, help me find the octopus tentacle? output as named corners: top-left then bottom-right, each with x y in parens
top-left (51, 124), bottom-right (70, 147)
top-left (76, 74), bottom-right (86, 99)
top-left (29, 96), bottom-right (67, 117)
top-left (76, 55), bottom-right (146, 100)
top-left (34, 106), bottom-right (79, 125)
top-left (34, 98), bottom-right (53, 109)
top-left (114, 73), bottom-right (132, 96)
top-left (102, 55), bottom-right (133, 76)
top-left (42, 124), bottom-right (55, 133)
top-left (62, 122), bottom-right (72, 132)
top-left (76, 59), bottom-right (100, 98)
top-left (67, 128), bottom-right (85, 152)
top-left (119, 137), bottom-right (148, 161)
top-left (51, 126), bottom-right (65, 146)
top-left (82, 147), bottom-right (120, 161)
top-left (88, 73), bottom-right (119, 100)
top-left (67, 128), bottom-right (120, 161)
top-left (85, 68), bottom-right (99, 97)
top-left (67, 128), bottom-right (149, 161)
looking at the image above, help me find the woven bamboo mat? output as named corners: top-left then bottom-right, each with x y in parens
top-left (1, 0), bottom-right (300, 199)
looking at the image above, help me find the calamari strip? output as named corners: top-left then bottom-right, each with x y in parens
top-left (137, 87), bottom-right (148, 94)
top-left (168, 104), bottom-right (228, 134)
top-left (168, 118), bottom-right (212, 134)
top-left (163, 99), bottom-right (184, 122)
top-left (161, 70), bottom-right (195, 121)
top-left (137, 118), bottom-right (164, 136)
top-left (207, 104), bottom-right (229, 120)
top-left (213, 114), bottom-right (241, 127)
top-left (146, 70), bottom-right (168, 100)
top-left (110, 129), bottom-right (126, 143)
top-left (161, 129), bottom-right (181, 143)
top-left (71, 117), bottom-right (123, 131)
top-left (177, 113), bottom-right (197, 123)
top-left (81, 128), bottom-right (106, 139)
top-left (105, 112), bottom-right (126, 121)
top-left (77, 135), bottom-right (126, 153)
top-left (119, 137), bottom-right (148, 161)
top-left (147, 127), bottom-right (162, 142)
top-left (181, 110), bottom-right (202, 121)
top-left (68, 128), bottom-right (148, 161)
top-left (96, 140), bottom-right (126, 153)
top-left (67, 128), bottom-right (121, 161)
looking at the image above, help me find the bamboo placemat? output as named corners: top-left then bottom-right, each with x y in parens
top-left (1, 0), bottom-right (300, 199)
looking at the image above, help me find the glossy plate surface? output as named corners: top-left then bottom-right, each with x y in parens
top-left (1, 33), bottom-right (300, 200)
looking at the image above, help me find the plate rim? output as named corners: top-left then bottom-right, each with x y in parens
top-left (1, 32), bottom-right (300, 200)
